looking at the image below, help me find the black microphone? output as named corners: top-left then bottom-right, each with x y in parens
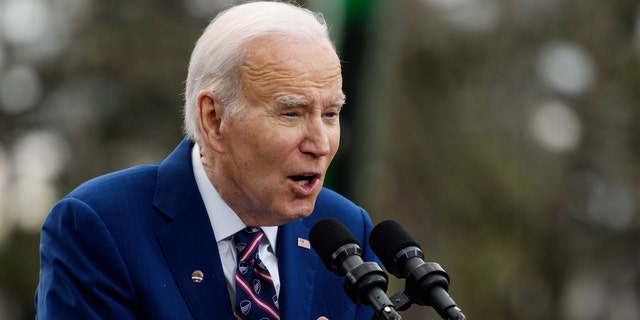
top-left (369, 220), bottom-right (466, 320)
top-left (309, 218), bottom-right (402, 320)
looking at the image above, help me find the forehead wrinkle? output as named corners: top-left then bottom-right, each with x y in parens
top-left (241, 60), bottom-right (295, 82)
top-left (240, 39), bottom-right (344, 108)
top-left (241, 61), bottom-right (342, 88)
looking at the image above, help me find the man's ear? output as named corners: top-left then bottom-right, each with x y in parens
top-left (197, 90), bottom-right (225, 153)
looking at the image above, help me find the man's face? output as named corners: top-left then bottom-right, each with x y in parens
top-left (214, 35), bottom-right (344, 226)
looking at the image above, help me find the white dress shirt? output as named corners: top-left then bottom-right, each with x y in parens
top-left (191, 143), bottom-right (280, 307)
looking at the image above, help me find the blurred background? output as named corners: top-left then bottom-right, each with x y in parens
top-left (0, 0), bottom-right (639, 319)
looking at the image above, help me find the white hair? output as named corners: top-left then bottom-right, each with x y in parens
top-left (183, 1), bottom-right (334, 143)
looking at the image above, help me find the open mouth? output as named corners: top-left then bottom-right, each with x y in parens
top-left (289, 173), bottom-right (318, 186)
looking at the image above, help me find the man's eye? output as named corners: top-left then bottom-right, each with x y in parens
top-left (283, 112), bottom-right (298, 117)
top-left (325, 111), bottom-right (340, 119)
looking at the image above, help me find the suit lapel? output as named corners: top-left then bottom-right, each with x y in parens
top-left (153, 139), bottom-right (233, 320)
top-left (277, 220), bottom-right (321, 319)
top-left (156, 210), bottom-right (232, 320)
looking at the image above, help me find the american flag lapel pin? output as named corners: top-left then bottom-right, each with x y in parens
top-left (297, 237), bottom-right (311, 249)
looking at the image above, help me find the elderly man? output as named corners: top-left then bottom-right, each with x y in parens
top-left (35, 2), bottom-right (378, 320)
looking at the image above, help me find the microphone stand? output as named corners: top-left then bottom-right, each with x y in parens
top-left (388, 291), bottom-right (466, 320)
top-left (343, 261), bottom-right (402, 320)
top-left (386, 262), bottom-right (467, 320)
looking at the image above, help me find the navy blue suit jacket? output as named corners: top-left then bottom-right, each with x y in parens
top-left (35, 139), bottom-right (378, 319)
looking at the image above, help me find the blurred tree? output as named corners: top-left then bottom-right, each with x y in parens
top-left (0, 1), bottom-right (211, 318)
top-left (349, 0), bottom-right (640, 319)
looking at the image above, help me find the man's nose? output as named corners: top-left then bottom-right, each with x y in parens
top-left (299, 118), bottom-right (332, 157)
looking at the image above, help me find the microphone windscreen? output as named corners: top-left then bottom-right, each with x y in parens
top-left (309, 218), bottom-right (359, 267)
top-left (369, 220), bottom-right (421, 271)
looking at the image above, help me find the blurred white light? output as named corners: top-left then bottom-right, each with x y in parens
top-left (14, 130), bottom-right (67, 183)
top-left (421, 0), bottom-right (499, 32)
top-left (28, 0), bottom-right (94, 62)
top-left (562, 271), bottom-right (607, 320)
top-left (18, 18), bottom-right (71, 63)
top-left (12, 130), bottom-right (68, 230)
top-left (1, 0), bottom-right (91, 62)
top-left (537, 41), bottom-right (596, 96)
top-left (1, 0), bottom-right (49, 47)
top-left (0, 64), bottom-right (42, 113)
top-left (530, 100), bottom-right (582, 153)
top-left (13, 179), bottom-right (59, 230)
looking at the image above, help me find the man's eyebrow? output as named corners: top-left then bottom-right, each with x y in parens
top-left (276, 96), bottom-right (308, 107)
top-left (332, 95), bottom-right (346, 106)
top-left (274, 94), bottom-right (346, 107)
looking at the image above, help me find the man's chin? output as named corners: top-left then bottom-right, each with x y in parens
top-left (273, 205), bottom-right (315, 225)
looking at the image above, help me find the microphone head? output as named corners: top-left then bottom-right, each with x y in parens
top-left (369, 219), bottom-right (422, 274)
top-left (309, 218), bottom-right (360, 271)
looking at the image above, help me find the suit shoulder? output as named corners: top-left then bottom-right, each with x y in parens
top-left (315, 188), bottom-right (363, 213)
top-left (66, 164), bottom-right (159, 204)
top-left (304, 188), bottom-right (371, 229)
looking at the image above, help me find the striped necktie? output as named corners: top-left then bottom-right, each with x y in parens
top-left (233, 227), bottom-right (280, 320)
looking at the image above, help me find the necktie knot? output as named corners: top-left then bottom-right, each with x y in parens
top-left (234, 227), bottom-right (264, 262)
